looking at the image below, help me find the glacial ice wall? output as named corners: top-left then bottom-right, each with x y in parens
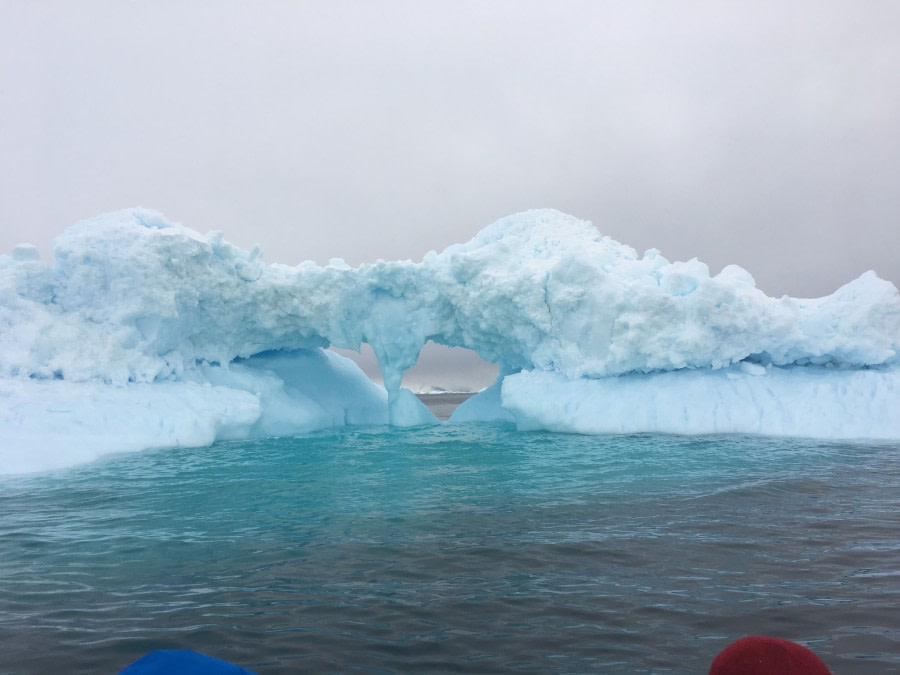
top-left (1, 207), bottom-right (899, 472)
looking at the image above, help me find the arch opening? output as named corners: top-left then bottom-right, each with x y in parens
top-left (330, 342), bottom-right (499, 421)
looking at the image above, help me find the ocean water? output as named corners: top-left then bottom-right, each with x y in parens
top-left (1, 422), bottom-right (899, 674)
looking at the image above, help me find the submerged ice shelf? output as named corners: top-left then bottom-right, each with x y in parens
top-left (1, 208), bottom-right (899, 473)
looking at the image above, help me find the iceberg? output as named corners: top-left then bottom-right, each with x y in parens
top-left (1, 208), bottom-right (898, 473)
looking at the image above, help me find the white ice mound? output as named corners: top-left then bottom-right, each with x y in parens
top-left (1, 207), bottom-right (898, 472)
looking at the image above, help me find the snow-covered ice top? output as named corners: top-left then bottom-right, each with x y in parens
top-left (2, 208), bottom-right (897, 389)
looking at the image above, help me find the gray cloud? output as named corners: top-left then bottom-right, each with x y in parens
top-left (2, 0), bottom-right (898, 306)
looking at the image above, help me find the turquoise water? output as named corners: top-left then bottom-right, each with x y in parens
top-left (1, 424), bottom-right (899, 673)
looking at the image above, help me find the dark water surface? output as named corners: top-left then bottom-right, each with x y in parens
top-left (1, 424), bottom-right (899, 673)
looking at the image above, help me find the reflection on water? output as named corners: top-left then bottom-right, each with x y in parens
top-left (0, 426), bottom-right (898, 673)
top-left (416, 391), bottom-right (475, 420)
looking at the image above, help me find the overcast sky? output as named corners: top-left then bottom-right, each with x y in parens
top-left (2, 1), bottom-right (898, 303)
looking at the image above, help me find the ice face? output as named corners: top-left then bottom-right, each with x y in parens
top-left (501, 366), bottom-right (900, 440)
top-left (1, 208), bottom-right (898, 472)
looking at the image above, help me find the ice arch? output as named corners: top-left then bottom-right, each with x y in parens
top-left (2, 207), bottom-right (899, 472)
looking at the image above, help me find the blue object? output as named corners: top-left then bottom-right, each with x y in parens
top-left (120, 649), bottom-right (257, 675)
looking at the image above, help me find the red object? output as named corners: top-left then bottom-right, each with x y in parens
top-left (709, 636), bottom-right (831, 674)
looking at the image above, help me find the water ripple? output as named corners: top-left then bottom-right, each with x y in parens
top-left (1, 426), bottom-right (898, 672)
